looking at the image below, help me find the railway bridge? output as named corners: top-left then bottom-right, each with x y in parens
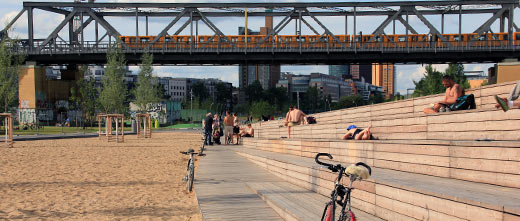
top-left (2, 0), bottom-right (520, 64)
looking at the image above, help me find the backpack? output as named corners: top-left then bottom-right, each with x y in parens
top-left (306, 116), bottom-right (317, 124)
top-left (449, 94), bottom-right (476, 111)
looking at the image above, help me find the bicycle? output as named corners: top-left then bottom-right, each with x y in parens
top-left (315, 153), bottom-right (372, 221)
top-left (180, 148), bottom-right (205, 192)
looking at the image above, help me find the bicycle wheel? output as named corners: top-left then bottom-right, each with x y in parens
top-left (321, 202), bottom-right (334, 221)
top-left (187, 164), bottom-right (195, 192)
top-left (339, 211), bottom-right (355, 221)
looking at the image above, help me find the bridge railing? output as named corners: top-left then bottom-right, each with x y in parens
top-left (12, 40), bottom-right (520, 55)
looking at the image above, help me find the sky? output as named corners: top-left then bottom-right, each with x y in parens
top-left (1, 0), bottom-right (514, 94)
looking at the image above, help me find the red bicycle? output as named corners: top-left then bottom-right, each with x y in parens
top-left (315, 153), bottom-right (372, 221)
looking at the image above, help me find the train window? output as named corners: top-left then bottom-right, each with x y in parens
top-left (177, 38), bottom-right (183, 42)
top-left (478, 35), bottom-right (486, 41)
top-left (354, 37), bottom-right (361, 42)
top-left (504, 35), bottom-right (509, 40)
top-left (375, 36), bottom-right (381, 42)
top-left (165, 37), bottom-right (173, 42)
top-left (247, 37), bottom-right (251, 42)
top-left (129, 38), bottom-right (136, 43)
top-left (398, 36), bottom-right (406, 42)
top-left (454, 36), bottom-right (460, 41)
top-left (140, 38), bottom-right (150, 43)
top-left (199, 38), bottom-right (205, 43)
top-left (515, 34), bottom-right (520, 40)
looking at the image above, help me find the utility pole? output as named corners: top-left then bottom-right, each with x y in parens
top-left (190, 88), bottom-right (193, 124)
top-left (297, 91), bottom-right (300, 110)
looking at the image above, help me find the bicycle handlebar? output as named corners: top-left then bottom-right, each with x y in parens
top-left (315, 153), bottom-right (337, 171)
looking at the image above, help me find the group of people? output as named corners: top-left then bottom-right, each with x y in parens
top-left (203, 111), bottom-right (254, 146)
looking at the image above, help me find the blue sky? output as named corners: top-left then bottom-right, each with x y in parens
top-left (2, 0), bottom-right (513, 94)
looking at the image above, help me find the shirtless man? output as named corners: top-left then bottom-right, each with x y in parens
top-left (284, 106), bottom-right (294, 126)
top-left (495, 80), bottom-right (520, 111)
top-left (424, 75), bottom-right (463, 114)
top-left (287, 106), bottom-right (306, 138)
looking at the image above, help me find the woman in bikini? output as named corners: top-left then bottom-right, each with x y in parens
top-left (342, 125), bottom-right (372, 140)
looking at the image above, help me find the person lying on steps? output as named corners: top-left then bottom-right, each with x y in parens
top-left (342, 125), bottom-right (372, 140)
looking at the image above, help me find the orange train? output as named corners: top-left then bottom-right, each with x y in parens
top-left (121, 32), bottom-right (520, 49)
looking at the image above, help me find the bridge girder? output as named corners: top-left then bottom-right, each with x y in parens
top-left (1, 1), bottom-right (519, 65)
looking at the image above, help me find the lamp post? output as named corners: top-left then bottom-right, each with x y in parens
top-left (190, 89), bottom-right (193, 124)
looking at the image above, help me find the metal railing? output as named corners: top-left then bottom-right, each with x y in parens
top-left (8, 40), bottom-right (520, 55)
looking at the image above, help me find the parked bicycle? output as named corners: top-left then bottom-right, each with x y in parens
top-left (315, 153), bottom-right (372, 221)
top-left (180, 148), bottom-right (205, 192)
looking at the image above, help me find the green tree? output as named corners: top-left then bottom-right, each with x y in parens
top-left (304, 86), bottom-right (321, 113)
top-left (191, 81), bottom-right (208, 105)
top-left (0, 38), bottom-right (24, 112)
top-left (336, 95), bottom-right (364, 109)
top-left (244, 80), bottom-right (264, 104)
top-left (264, 86), bottom-right (289, 112)
top-left (249, 101), bottom-right (275, 119)
top-left (215, 82), bottom-right (231, 112)
top-left (99, 38), bottom-right (128, 114)
top-left (134, 52), bottom-right (160, 112)
top-left (444, 64), bottom-right (470, 90)
top-left (70, 65), bottom-right (99, 126)
top-left (368, 93), bottom-right (385, 104)
top-left (413, 65), bottom-right (445, 97)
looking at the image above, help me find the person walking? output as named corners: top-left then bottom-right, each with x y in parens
top-left (202, 113), bottom-right (214, 145)
top-left (232, 113), bottom-right (240, 144)
top-left (223, 111), bottom-right (234, 145)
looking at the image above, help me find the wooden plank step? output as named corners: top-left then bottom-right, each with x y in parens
top-left (233, 147), bottom-right (520, 220)
top-left (247, 181), bottom-right (383, 221)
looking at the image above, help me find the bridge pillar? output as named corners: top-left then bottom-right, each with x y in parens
top-left (18, 63), bottom-right (82, 125)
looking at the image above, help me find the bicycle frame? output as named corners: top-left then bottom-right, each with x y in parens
top-left (316, 153), bottom-right (369, 221)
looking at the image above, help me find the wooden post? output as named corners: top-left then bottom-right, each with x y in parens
top-left (1, 113), bottom-right (13, 148)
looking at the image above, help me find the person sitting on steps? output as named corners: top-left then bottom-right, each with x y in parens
top-left (424, 75), bottom-right (463, 114)
top-left (342, 125), bottom-right (372, 140)
top-left (495, 80), bottom-right (520, 111)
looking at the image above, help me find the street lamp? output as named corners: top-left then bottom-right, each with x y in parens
top-left (406, 88), bottom-right (415, 99)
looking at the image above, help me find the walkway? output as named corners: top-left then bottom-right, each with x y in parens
top-left (194, 145), bottom-right (283, 221)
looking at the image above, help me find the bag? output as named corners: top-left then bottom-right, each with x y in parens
top-left (449, 94), bottom-right (476, 111)
top-left (306, 116), bottom-right (317, 124)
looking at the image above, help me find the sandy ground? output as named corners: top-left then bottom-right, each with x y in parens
top-left (0, 132), bottom-right (203, 220)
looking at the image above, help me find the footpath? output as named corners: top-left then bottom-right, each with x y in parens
top-left (195, 145), bottom-right (381, 221)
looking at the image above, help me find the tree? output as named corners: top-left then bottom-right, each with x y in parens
top-left (99, 38), bottom-right (128, 114)
top-left (264, 86), bottom-right (289, 113)
top-left (0, 38), bottom-right (24, 113)
top-left (413, 64), bottom-right (471, 97)
top-left (70, 65), bottom-right (99, 126)
top-left (215, 82), bottom-right (231, 112)
top-left (304, 86), bottom-right (321, 113)
top-left (368, 93), bottom-right (385, 104)
top-left (134, 52), bottom-right (160, 112)
top-left (413, 65), bottom-right (445, 97)
top-left (444, 64), bottom-right (470, 90)
top-left (336, 95), bottom-right (364, 109)
top-left (191, 81), bottom-right (209, 105)
top-left (250, 101), bottom-right (275, 119)
top-left (244, 80), bottom-right (264, 104)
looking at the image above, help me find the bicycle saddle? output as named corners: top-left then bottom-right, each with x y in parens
top-left (345, 164), bottom-right (370, 180)
top-left (187, 148), bottom-right (195, 153)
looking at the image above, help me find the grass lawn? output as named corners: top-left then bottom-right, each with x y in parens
top-left (165, 123), bottom-right (202, 129)
top-left (10, 126), bottom-right (131, 136)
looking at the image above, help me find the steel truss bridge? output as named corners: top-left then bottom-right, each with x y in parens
top-left (2, 1), bottom-right (520, 65)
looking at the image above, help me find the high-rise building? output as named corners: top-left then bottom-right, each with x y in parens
top-left (328, 65), bottom-right (350, 78)
top-left (350, 64), bottom-right (372, 82)
top-left (276, 72), bottom-right (352, 103)
top-left (238, 16), bottom-right (280, 89)
top-left (372, 63), bottom-right (396, 98)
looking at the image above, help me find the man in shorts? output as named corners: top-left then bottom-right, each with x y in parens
top-left (223, 111), bottom-right (234, 145)
top-left (495, 80), bottom-right (520, 111)
top-left (424, 75), bottom-right (463, 114)
top-left (232, 113), bottom-right (240, 144)
top-left (287, 106), bottom-right (306, 138)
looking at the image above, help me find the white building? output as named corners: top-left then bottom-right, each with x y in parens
top-left (168, 78), bottom-right (188, 102)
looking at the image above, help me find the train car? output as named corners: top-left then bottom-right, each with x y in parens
top-left (352, 34), bottom-right (375, 48)
top-left (121, 35), bottom-right (194, 49)
top-left (389, 34), bottom-right (428, 48)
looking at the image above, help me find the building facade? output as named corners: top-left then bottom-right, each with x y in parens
top-left (372, 63), bottom-right (396, 98)
top-left (276, 72), bottom-right (352, 103)
top-left (168, 78), bottom-right (187, 102)
top-left (349, 64), bottom-right (372, 82)
top-left (328, 65), bottom-right (350, 78)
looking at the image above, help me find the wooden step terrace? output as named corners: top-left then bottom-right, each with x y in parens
top-left (242, 137), bottom-right (520, 188)
top-left (233, 147), bottom-right (520, 221)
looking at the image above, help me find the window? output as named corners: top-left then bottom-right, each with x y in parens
top-left (398, 36), bottom-right (406, 42)
top-left (140, 38), bottom-right (150, 43)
